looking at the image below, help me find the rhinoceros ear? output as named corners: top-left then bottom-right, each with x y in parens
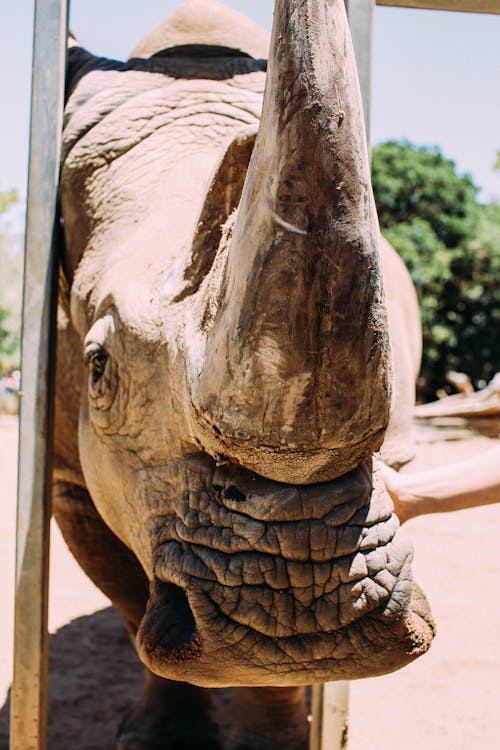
top-left (176, 125), bottom-right (258, 302)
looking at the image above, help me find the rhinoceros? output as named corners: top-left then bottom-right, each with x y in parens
top-left (53, 1), bottom-right (434, 747)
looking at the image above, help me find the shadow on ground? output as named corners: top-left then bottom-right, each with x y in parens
top-left (1, 607), bottom-right (235, 749)
top-left (0, 608), bottom-right (143, 750)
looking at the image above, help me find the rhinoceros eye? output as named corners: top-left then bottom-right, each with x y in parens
top-left (83, 314), bottom-right (119, 420)
top-left (86, 345), bottom-right (108, 385)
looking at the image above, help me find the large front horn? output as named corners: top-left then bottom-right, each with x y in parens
top-left (188, 0), bottom-right (391, 484)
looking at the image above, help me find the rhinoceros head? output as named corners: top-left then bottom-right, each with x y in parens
top-left (59, 0), bottom-right (434, 688)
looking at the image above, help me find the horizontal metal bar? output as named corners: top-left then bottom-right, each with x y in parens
top-left (377, 0), bottom-right (500, 14)
top-left (10, 0), bottom-right (69, 749)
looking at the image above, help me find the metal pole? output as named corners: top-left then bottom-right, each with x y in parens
top-left (345, 0), bottom-right (375, 140)
top-left (10, 1), bottom-right (68, 748)
top-left (310, 683), bottom-right (350, 750)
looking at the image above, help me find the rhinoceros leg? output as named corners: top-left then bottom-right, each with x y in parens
top-left (227, 687), bottom-right (309, 750)
top-left (116, 672), bottom-right (221, 750)
top-left (53, 482), bottom-right (222, 749)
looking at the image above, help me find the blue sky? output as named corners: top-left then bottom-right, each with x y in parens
top-left (1, 1), bottom-right (499, 215)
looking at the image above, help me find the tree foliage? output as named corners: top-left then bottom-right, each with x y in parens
top-left (0, 306), bottom-right (18, 364)
top-left (372, 141), bottom-right (500, 395)
top-left (373, 141), bottom-right (480, 249)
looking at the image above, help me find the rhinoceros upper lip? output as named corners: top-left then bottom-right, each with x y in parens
top-left (150, 457), bottom-right (394, 562)
top-left (147, 457), bottom-right (410, 643)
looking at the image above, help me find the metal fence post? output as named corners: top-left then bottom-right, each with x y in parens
top-left (345, 0), bottom-right (375, 140)
top-left (10, 1), bottom-right (68, 749)
top-left (310, 683), bottom-right (350, 750)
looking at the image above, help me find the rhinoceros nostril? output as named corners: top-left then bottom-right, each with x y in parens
top-left (225, 486), bottom-right (246, 502)
top-left (137, 580), bottom-right (201, 666)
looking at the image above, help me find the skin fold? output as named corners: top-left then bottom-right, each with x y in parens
top-left (54, 1), bottom-right (434, 748)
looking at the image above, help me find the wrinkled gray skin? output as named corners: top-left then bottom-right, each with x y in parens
top-left (54, 1), bottom-right (433, 748)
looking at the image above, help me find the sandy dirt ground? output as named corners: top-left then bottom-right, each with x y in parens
top-left (1, 413), bottom-right (499, 749)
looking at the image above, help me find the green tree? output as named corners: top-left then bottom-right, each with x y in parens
top-left (372, 140), bottom-right (479, 248)
top-left (0, 306), bottom-right (18, 365)
top-left (372, 141), bottom-right (500, 395)
top-left (449, 202), bottom-right (500, 386)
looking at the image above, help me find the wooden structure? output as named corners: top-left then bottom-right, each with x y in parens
top-left (11, 1), bottom-right (500, 750)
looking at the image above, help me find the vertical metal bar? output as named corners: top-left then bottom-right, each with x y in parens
top-left (10, 1), bottom-right (68, 749)
top-left (323, 682), bottom-right (350, 749)
top-left (345, 0), bottom-right (375, 140)
top-left (310, 683), bottom-right (350, 750)
top-left (309, 684), bottom-right (325, 750)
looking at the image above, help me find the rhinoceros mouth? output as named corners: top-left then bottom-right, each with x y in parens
top-left (134, 455), bottom-right (434, 687)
